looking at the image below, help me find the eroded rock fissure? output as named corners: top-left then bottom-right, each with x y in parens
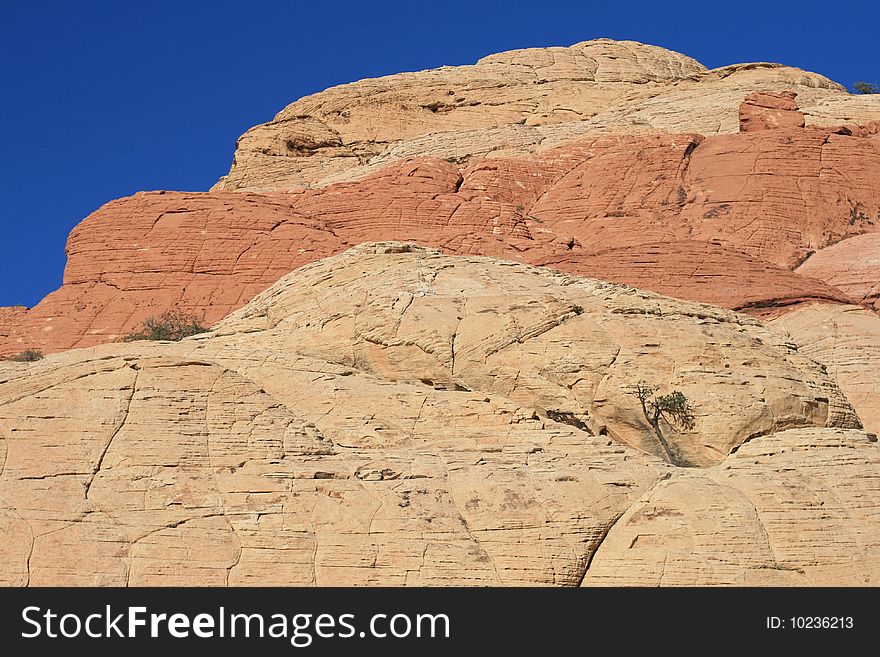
top-left (84, 365), bottom-right (139, 500)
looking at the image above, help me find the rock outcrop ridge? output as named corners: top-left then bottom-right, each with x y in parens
top-left (3, 114), bottom-right (879, 355)
top-left (213, 40), bottom-right (879, 193)
top-left (1, 245), bottom-right (875, 586)
top-left (3, 39), bottom-right (880, 587)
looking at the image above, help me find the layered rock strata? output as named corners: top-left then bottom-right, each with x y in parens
top-left (1, 245), bottom-right (874, 586)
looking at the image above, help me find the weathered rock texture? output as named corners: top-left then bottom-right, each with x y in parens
top-left (4, 117), bottom-right (880, 355)
top-left (797, 233), bottom-right (880, 314)
top-left (770, 303), bottom-right (880, 436)
top-left (739, 91), bottom-right (805, 132)
top-left (206, 245), bottom-right (861, 466)
top-left (213, 39), bottom-right (880, 193)
top-left (0, 308), bottom-right (25, 343)
top-left (1, 245), bottom-right (875, 586)
top-left (4, 41), bottom-right (880, 355)
top-left (2, 40), bottom-right (880, 587)
top-left (582, 427), bottom-right (880, 586)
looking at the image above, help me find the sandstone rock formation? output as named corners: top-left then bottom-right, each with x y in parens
top-left (2, 39), bottom-right (880, 587)
top-left (5, 41), bottom-right (880, 356)
top-left (1, 245), bottom-right (875, 586)
top-left (739, 90), bottom-right (805, 132)
top-left (0, 308), bottom-right (25, 343)
top-left (212, 40), bottom-right (880, 193)
top-left (582, 427), bottom-right (880, 586)
top-left (4, 117), bottom-right (880, 356)
top-left (796, 233), bottom-right (880, 314)
top-left (769, 303), bottom-right (880, 436)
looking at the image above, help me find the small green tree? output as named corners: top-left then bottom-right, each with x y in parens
top-left (123, 310), bottom-right (209, 342)
top-left (5, 348), bottom-right (44, 362)
top-left (853, 81), bottom-right (879, 94)
top-left (632, 382), bottom-right (696, 466)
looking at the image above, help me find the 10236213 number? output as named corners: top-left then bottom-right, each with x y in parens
top-left (767, 616), bottom-right (854, 629)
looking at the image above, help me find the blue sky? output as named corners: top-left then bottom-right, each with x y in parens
top-left (1, 0), bottom-right (877, 306)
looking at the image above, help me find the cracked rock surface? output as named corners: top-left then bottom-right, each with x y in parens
top-left (582, 427), bottom-right (880, 586)
top-left (2, 39), bottom-right (880, 587)
top-left (1, 245), bottom-right (876, 586)
top-left (5, 41), bottom-right (880, 356)
top-left (3, 118), bottom-right (879, 355)
top-left (769, 303), bottom-right (880, 436)
top-left (213, 39), bottom-right (879, 193)
top-left (796, 233), bottom-right (880, 315)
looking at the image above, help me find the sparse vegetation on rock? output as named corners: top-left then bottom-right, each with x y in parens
top-left (4, 44), bottom-right (880, 357)
top-left (632, 382), bottom-right (696, 466)
top-left (853, 81), bottom-right (879, 94)
top-left (4, 348), bottom-right (44, 362)
top-left (123, 310), bottom-right (209, 342)
top-left (1, 40), bottom-right (879, 587)
top-left (0, 246), bottom-right (873, 586)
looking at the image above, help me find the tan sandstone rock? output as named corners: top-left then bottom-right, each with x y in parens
top-left (2, 39), bottom-right (879, 590)
top-left (204, 244), bottom-right (860, 467)
top-left (769, 303), bottom-right (880, 436)
top-left (0, 246), bottom-right (874, 586)
top-left (582, 427), bottom-right (880, 586)
top-left (213, 40), bottom-right (880, 193)
top-left (5, 41), bottom-right (880, 357)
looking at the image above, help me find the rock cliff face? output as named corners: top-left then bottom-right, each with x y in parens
top-left (739, 91), bottom-right (805, 132)
top-left (2, 39), bottom-right (880, 586)
top-left (769, 303), bottom-right (880, 436)
top-left (582, 427), bottom-right (880, 586)
top-left (212, 40), bottom-right (879, 193)
top-left (4, 42), bottom-right (880, 356)
top-left (3, 118), bottom-right (879, 355)
top-left (796, 233), bottom-right (880, 314)
top-left (1, 245), bottom-right (875, 586)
